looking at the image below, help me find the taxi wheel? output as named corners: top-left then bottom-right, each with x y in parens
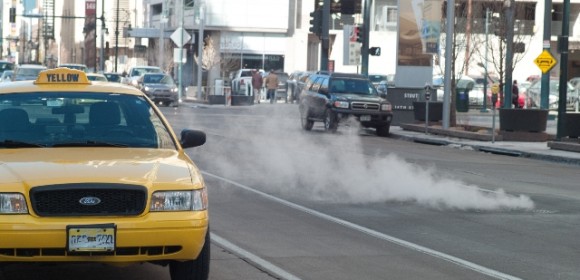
top-left (169, 230), bottom-right (210, 280)
top-left (324, 110), bottom-right (338, 133)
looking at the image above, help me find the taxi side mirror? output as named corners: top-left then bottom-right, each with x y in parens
top-left (180, 129), bottom-right (206, 149)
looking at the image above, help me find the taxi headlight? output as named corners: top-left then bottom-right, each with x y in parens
top-left (144, 86), bottom-right (151, 92)
top-left (172, 87), bottom-right (178, 92)
top-left (150, 189), bottom-right (208, 212)
top-left (0, 193), bottom-right (28, 214)
top-left (333, 101), bottom-right (349, 109)
top-left (381, 104), bottom-right (392, 111)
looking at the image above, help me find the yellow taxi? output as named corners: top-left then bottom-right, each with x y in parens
top-left (0, 68), bottom-right (209, 280)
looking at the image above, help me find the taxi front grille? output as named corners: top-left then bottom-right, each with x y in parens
top-left (30, 184), bottom-right (147, 217)
top-left (0, 246), bottom-right (182, 257)
top-left (351, 102), bottom-right (380, 111)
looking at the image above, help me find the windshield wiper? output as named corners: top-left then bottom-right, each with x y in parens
top-left (0, 140), bottom-right (46, 148)
top-left (52, 141), bottom-right (129, 148)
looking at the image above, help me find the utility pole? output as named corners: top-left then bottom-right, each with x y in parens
top-left (114, 0), bottom-right (119, 72)
top-left (159, 0), bottom-right (167, 70)
top-left (442, 0), bottom-right (455, 129)
top-left (540, 0), bottom-right (552, 109)
top-left (99, 0), bottom-right (105, 72)
top-left (502, 0), bottom-right (515, 109)
top-left (556, 0), bottom-right (570, 140)
top-left (196, 1), bottom-right (205, 100)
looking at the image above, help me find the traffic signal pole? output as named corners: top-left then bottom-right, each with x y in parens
top-left (360, 0), bottom-right (371, 76)
top-left (320, 0), bottom-right (330, 71)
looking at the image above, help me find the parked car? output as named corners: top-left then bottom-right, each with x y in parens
top-left (526, 79), bottom-right (578, 110)
top-left (86, 73), bottom-right (108, 82)
top-left (368, 74), bottom-right (389, 88)
top-left (103, 72), bottom-right (123, 83)
top-left (518, 81), bottom-right (532, 108)
top-left (286, 71), bottom-right (306, 103)
top-left (58, 63), bottom-right (89, 72)
top-left (12, 64), bottom-right (47, 81)
top-left (274, 72), bottom-right (290, 103)
top-left (0, 60), bottom-right (15, 77)
top-left (294, 71), bottom-right (315, 102)
top-left (0, 70), bottom-right (13, 83)
top-left (433, 75), bottom-right (475, 103)
top-left (299, 72), bottom-right (393, 136)
top-left (230, 68), bottom-right (255, 95)
top-left (137, 73), bottom-right (179, 107)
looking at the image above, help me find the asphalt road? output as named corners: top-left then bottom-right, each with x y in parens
top-left (6, 102), bottom-right (580, 280)
top-left (166, 103), bottom-right (580, 280)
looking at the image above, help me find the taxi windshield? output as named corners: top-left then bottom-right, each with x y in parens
top-left (0, 92), bottom-right (176, 149)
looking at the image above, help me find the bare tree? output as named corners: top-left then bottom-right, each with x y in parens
top-left (435, 0), bottom-right (533, 126)
top-left (472, 2), bottom-right (534, 107)
top-left (194, 34), bottom-right (241, 99)
top-left (435, 1), bottom-right (484, 127)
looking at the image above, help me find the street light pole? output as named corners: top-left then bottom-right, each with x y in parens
top-left (196, 1), bottom-right (205, 100)
top-left (481, 8), bottom-right (489, 113)
top-left (178, 0), bottom-right (184, 103)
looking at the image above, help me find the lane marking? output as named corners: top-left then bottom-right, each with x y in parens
top-left (212, 234), bottom-right (301, 280)
top-left (203, 171), bottom-right (522, 280)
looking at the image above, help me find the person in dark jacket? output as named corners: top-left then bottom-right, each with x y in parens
top-left (512, 80), bottom-right (520, 108)
top-left (251, 69), bottom-right (263, 104)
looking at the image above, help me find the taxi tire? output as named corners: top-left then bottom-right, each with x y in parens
top-left (169, 230), bottom-right (210, 280)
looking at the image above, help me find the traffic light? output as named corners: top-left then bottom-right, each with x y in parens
top-left (309, 9), bottom-right (322, 37)
top-left (356, 25), bottom-right (364, 43)
top-left (514, 42), bottom-right (525, 53)
top-left (369, 47), bottom-right (381, 56)
top-left (9, 7), bottom-right (16, 23)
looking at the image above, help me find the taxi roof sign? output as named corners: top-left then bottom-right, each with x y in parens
top-left (35, 68), bottom-right (91, 85)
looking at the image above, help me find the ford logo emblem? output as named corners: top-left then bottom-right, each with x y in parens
top-left (79, 196), bottom-right (101, 206)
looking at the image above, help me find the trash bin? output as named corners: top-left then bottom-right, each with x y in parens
top-left (456, 88), bottom-right (470, 112)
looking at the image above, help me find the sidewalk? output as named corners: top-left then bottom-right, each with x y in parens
top-left (390, 125), bottom-right (580, 166)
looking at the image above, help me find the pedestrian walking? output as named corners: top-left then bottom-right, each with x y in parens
top-left (512, 80), bottom-right (520, 108)
top-left (251, 69), bottom-right (263, 104)
top-left (264, 69), bottom-right (279, 104)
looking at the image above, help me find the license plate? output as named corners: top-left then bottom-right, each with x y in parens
top-left (360, 115), bottom-right (371, 121)
top-left (67, 224), bottom-right (116, 252)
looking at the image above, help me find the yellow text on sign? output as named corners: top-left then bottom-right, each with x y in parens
top-left (534, 50), bottom-right (557, 74)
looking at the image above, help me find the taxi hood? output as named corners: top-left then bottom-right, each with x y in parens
top-left (0, 148), bottom-right (202, 189)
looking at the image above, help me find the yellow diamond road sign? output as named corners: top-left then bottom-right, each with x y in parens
top-left (534, 50), bottom-right (557, 74)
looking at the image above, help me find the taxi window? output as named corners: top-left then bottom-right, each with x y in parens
top-left (0, 93), bottom-right (176, 149)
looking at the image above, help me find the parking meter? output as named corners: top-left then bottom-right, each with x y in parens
top-left (424, 83), bottom-right (433, 101)
top-left (424, 83), bottom-right (433, 134)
